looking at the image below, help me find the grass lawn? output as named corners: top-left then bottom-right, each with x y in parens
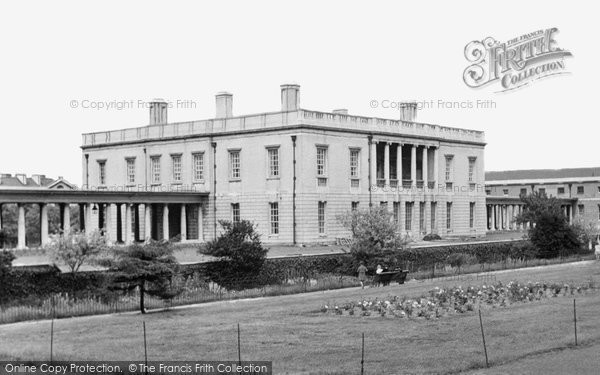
top-left (1, 261), bottom-right (599, 374)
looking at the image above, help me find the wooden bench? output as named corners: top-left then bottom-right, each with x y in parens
top-left (373, 270), bottom-right (409, 286)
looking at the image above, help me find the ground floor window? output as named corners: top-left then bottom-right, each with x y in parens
top-left (405, 202), bottom-right (413, 231)
top-left (351, 201), bottom-right (359, 211)
top-left (431, 202), bottom-right (437, 230)
top-left (446, 202), bottom-right (452, 230)
top-left (469, 202), bottom-right (475, 228)
top-left (393, 202), bottom-right (400, 224)
top-left (318, 201), bottom-right (326, 234)
top-left (270, 202), bottom-right (279, 235)
top-left (419, 202), bottom-right (425, 232)
top-left (231, 203), bottom-right (240, 223)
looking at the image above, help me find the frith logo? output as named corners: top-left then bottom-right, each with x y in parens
top-left (463, 28), bottom-right (573, 92)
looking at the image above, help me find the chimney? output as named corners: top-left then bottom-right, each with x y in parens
top-left (32, 174), bottom-right (45, 185)
top-left (332, 109), bottom-right (348, 115)
top-left (215, 92), bottom-right (233, 118)
top-left (281, 84), bottom-right (300, 111)
top-left (399, 102), bottom-right (418, 122)
top-left (16, 173), bottom-right (27, 185)
top-left (0, 173), bottom-right (10, 185)
top-left (149, 99), bottom-right (168, 125)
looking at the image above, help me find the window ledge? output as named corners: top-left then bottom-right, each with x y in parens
top-left (267, 177), bottom-right (281, 181)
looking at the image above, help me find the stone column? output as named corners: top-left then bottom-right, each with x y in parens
top-left (197, 204), bottom-right (204, 241)
top-left (125, 204), bottom-right (133, 245)
top-left (422, 146), bottom-right (428, 190)
top-left (17, 203), bottom-right (26, 249)
top-left (383, 142), bottom-right (390, 186)
top-left (491, 205), bottom-right (496, 230)
top-left (62, 204), bottom-right (70, 234)
top-left (411, 145), bottom-right (417, 188)
top-left (396, 144), bottom-right (403, 187)
top-left (370, 140), bottom-right (377, 189)
top-left (433, 147), bottom-right (439, 189)
top-left (104, 204), bottom-right (112, 243)
top-left (40, 203), bottom-right (49, 247)
top-left (145, 204), bottom-right (152, 241)
top-left (180, 204), bottom-right (187, 241)
top-left (162, 204), bottom-right (169, 240)
top-left (79, 204), bottom-right (86, 231)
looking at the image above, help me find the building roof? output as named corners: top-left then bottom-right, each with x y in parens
top-left (0, 174), bottom-right (73, 189)
top-left (485, 167), bottom-right (600, 182)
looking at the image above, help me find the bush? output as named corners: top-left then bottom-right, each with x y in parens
top-left (423, 233), bottom-right (442, 241)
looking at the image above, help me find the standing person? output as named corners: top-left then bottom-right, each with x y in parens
top-left (357, 261), bottom-right (368, 289)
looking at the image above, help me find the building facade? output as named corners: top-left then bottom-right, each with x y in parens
top-left (485, 168), bottom-right (600, 231)
top-left (80, 84), bottom-right (487, 244)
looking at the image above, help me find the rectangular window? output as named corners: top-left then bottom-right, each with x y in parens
top-left (485, 189), bottom-right (491, 195)
top-left (470, 202), bottom-right (475, 228)
top-left (431, 202), bottom-right (437, 230)
top-left (445, 155), bottom-right (453, 181)
top-left (380, 201), bottom-right (388, 209)
top-left (405, 202), bottom-right (413, 231)
top-left (557, 187), bottom-right (565, 195)
top-left (468, 157), bottom-right (476, 182)
top-left (192, 152), bottom-right (204, 181)
top-left (151, 156), bottom-right (161, 183)
top-left (503, 189), bottom-right (509, 196)
top-left (577, 186), bottom-right (584, 194)
top-left (393, 202), bottom-right (400, 224)
top-left (352, 201), bottom-right (359, 211)
top-left (538, 188), bottom-right (546, 195)
top-left (231, 203), bottom-right (240, 223)
top-left (350, 179), bottom-right (360, 188)
top-left (126, 158), bottom-right (135, 184)
top-left (419, 202), bottom-right (425, 232)
top-left (270, 202), bottom-right (279, 235)
top-left (350, 149), bottom-right (360, 177)
top-left (267, 147), bottom-right (279, 178)
top-left (318, 201), bottom-right (326, 234)
top-left (520, 188), bottom-right (527, 196)
top-left (229, 150), bottom-right (241, 179)
top-left (171, 154), bottom-right (182, 182)
top-left (98, 161), bottom-right (106, 185)
top-left (317, 146), bottom-right (328, 176)
top-left (446, 202), bottom-right (452, 230)
top-left (578, 204), bottom-right (584, 216)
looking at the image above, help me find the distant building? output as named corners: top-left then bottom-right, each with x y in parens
top-left (80, 84), bottom-right (487, 244)
top-left (0, 173), bottom-right (74, 190)
top-left (485, 167), bottom-right (600, 231)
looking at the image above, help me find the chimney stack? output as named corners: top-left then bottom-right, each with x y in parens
top-left (149, 99), bottom-right (168, 125)
top-left (332, 109), bottom-right (348, 115)
top-left (399, 102), bottom-right (417, 122)
top-left (16, 173), bottom-right (27, 185)
top-left (215, 92), bottom-right (233, 118)
top-left (281, 84), bottom-right (300, 112)
top-left (32, 174), bottom-right (45, 185)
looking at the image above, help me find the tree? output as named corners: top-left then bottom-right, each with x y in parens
top-left (201, 220), bottom-right (268, 290)
top-left (99, 240), bottom-right (181, 314)
top-left (0, 251), bottom-right (15, 303)
top-left (572, 216), bottom-right (600, 251)
top-left (516, 191), bottom-right (581, 258)
top-left (46, 231), bottom-right (107, 274)
top-left (337, 206), bottom-right (406, 268)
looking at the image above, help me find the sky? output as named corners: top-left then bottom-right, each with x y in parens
top-left (0, 0), bottom-right (597, 186)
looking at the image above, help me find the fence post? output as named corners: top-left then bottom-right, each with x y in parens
top-left (478, 309), bottom-right (489, 368)
top-left (573, 299), bottom-right (578, 346)
top-left (50, 318), bottom-right (54, 363)
top-left (360, 332), bottom-right (365, 375)
top-left (237, 323), bottom-right (242, 366)
top-left (143, 321), bottom-right (148, 372)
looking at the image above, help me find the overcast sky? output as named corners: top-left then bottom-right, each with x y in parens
top-left (1, 0), bottom-right (597, 186)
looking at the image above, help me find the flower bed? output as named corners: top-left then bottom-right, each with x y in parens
top-left (321, 280), bottom-right (598, 320)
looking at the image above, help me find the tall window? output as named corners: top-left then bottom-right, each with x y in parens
top-left (172, 154), bottom-right (182, 182)
top-left (229, 150), bottom-right (241, 179)
top-left (393, 202), bottom-right (400, 224)
top-left (192, 152), bottom-right (204, 181)
top-left (270, 202), bottom-right (279, 235)
top-left (98, 160), bottom-right (106, 185)
top-left (126, 158), bottom-right (135, 184)
top-left (468, 157), bottom-right (476, 182)
top-left (431, 202), bottom-right (437, 230)
top-left (520, 188), bottom-right (527, 196)
top-left (578, 204), bottom-right (584, 216)
top-left (446, 202), bottom-right (452, 230)
top-left (267, 147), bottom-right (279, 178)
top-left (318, 201), bottom-right (326, 234)
top-left (151, 156), bottom-right (161, 183)
top-left (317, 146), bottom-right (328, 176)
top-left (469, 202), bottom-right (475, 228)
top-left (351, 201), bottom-right (359, 211)
top-left (577, 186), bottom-right (584, 194)
top-left (350, 149), bottom-right (360, 177)
top-left (231, 203), bottom-right (240, 223)
top-left (419, 202), bottom-right (425, 232)
top-left (405, 202), bottom-right (413, 231)
top-left (445, 155), bottom-right (454, 181)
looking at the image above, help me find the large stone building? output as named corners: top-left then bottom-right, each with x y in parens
top-left (80, 84), bottom-right (487, 245)
top-left (485, 167), bottom-right (600, 230)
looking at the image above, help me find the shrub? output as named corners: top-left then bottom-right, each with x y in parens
top-left (423, 233), bottom-right (442, 241)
